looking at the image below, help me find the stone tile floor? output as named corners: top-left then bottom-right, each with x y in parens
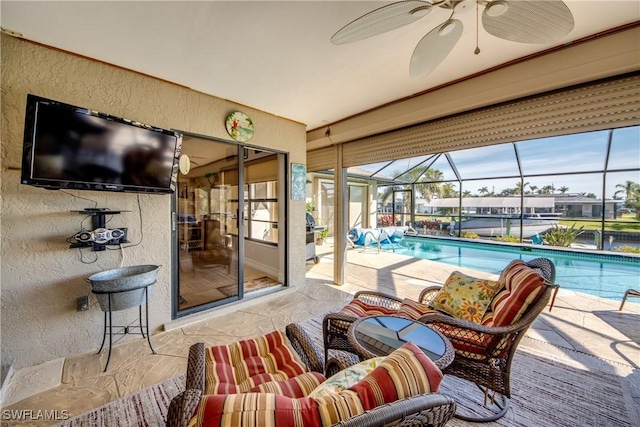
top-left (2, 240), bottom-right (639, 425)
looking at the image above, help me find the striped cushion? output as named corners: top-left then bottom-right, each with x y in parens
top-left (250, 372), bottom-right (326, 397)
top-left (314, 390), bottom-right (365, 426)
top-left (396, 298), bottom-right (438, 320)
top-left (340, 299), bottom-right (398, 317)
top-left (194, 342), bottom-right (443, 427)
top-left (349, 341), bottom-right (443, 410)
top-left (204, 330), bottom-right (308, 395)
top-left (194, 393), bottom-right (321, 427)
top-left (488, 260), bottom-right (547, 327)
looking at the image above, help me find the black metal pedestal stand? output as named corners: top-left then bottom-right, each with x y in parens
top-left (93, 281), bottom-right (156, 372)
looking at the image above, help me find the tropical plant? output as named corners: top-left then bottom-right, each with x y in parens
top-left (317, 227), bottom-right (329, 241)
top-left (419, 220), bottom-right (442, 232)
top-left (377, 214), bottom-right (393, 227)
top-left (614, 180), bottom-right (640, 218)
top-left (613, 180), bottom-right (638, 200)
top-left (542, 223), bottom-right (584, 247)
top-left (460, 231), bottom-right (480, 239)
top-left (613, 245), bottom-right (640, 254)
top-left (495, 235), bottom-right (520, 243)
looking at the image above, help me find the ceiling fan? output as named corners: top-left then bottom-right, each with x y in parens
top-left (331, 0), bottom-right (574, 79)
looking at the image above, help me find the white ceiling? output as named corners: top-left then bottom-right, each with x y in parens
top-left (2, 1), bottom-right (639, 131)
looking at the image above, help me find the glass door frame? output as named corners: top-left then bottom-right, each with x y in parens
top-left (171, 133), bottom-right (244, 319)
top-left (170, 131), bottom-right (290, 320)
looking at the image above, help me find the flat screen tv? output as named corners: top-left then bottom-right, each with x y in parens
top-left (21, 94), bottom-right (182, 194)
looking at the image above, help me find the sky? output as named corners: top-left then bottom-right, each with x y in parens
top-left (358, 126), bottom-right (640, 200)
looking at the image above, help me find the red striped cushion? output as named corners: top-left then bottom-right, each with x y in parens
top-left (204, 330), bottom-right (308, 395)
top-left (340, 299), bottom-right (398, 317)
top-left (194, 342), bottom-right (443, 427)
top-left (489, 260), bottom-right (546, 327)
top-left (250, 372), bottom-right (326, 397)
top-left (195, 393), bottom-right (321, 427)
top-left (314, 390), bottom-right (365, 426)
top-left (396, 298), bottom-right (438, 320)
top-left (349, 342), bottom-right (443, 410)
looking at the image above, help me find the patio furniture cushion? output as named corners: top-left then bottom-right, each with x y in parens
top-left (349, 341), bottom-right (443, 410)
top-left (194, 393), bottom-right (322, 426)
top-left (430, 271), bottom-right (502, 323)
top-left (192, 342), bottom-right (443, 427)
top-left (249, 371), bottom-right (326, 397)
top-left (396, 298), bottom-right (438, 320)
top-left (339, 298), bottom-right (398, 318)
top-left (308, 357), bottom-right (385, 398)
top-left (204, 330), bottom-right (309, 395)
top-left (486, 260), bottom-right (547, 327)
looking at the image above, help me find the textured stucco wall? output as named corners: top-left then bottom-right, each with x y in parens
top-left (0, 35), bottom-right (308, 370)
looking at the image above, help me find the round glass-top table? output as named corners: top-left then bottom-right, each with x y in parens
top-left (348, 315), bottom-right (454, 370)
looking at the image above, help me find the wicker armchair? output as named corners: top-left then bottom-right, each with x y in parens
top-left (321, 258), bottom-right (556, 422)
top-left (323, 290), bottom-right (404, 363)
top-left (167, 326), bottom-right (457, 427)
top-left (418, 284), bottom-right (554, 421)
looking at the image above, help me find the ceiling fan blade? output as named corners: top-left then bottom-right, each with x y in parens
top-left (482, 0), bottom-right (574, 44)
top-left (410, 19), bottom-right (463, 79)
top-left (331, 1), bottom-right (434, 45)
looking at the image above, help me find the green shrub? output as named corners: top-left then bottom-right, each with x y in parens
top-left (542, 223), bottom-right (584, 247)
top-left (461, 231), bottom-right (480, 239)
top-left (495, 235), bottom-right (520, 243)
top-left (613, 245), bottom-right (640, 254)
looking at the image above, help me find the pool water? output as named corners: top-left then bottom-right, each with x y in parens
top-left (384, 236), bottom-right (640, 301)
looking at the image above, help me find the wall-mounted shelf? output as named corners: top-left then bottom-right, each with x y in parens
top-left (70, 208), bottom-right (130, 251)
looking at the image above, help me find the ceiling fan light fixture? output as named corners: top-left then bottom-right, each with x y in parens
top-left (409, 5), bottom-right (432, 17)
top-left (485, 0), bottom-right (508, 17)
top-left (438, 20), bottom-right (458, 36)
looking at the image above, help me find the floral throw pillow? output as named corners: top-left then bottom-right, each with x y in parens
top-left (430, 271), bottom-right (503, 323)
top-left (307, 357), bottom-right (385, 398)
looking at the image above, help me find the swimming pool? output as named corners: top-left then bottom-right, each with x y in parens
top-left (383, 236), bottom-right (640, 301)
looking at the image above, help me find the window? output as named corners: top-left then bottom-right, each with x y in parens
top-left (244, 181), bottom-right (279, 244)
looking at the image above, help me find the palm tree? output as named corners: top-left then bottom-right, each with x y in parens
top-left (540, 185), bottom-right (555, 194)
top-left (614, 181), bottom-right (640, 218)
top-left (529, 185), bottom-right (539, 194)
top-left (559, 186), bottom-right (569, 194)
top-left (614, 180), bottom-right (639, 201)
top-left (514, 181), bottom-right (530, 195)
top-left (413, 167), bottom-right (446, 201)
top-left (478, 186), bottom-right (489, 197)
top-left (377, 166), bottom-right (446, 223)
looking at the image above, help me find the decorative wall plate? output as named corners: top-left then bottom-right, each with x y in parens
top-left (225, 111), bottom-right (254, 142)
top-left (178, 154), bottom-right (191, 175)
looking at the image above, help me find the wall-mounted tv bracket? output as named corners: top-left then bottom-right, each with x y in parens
top-left (70, 208), bottom-right (130, 251)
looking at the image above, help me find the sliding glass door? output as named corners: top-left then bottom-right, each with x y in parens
top-left (173, 135), bottom-right (287, 317)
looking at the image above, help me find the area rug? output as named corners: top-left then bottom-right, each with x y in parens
top-left (218, 276), bottom-right (280, 297)
top-left (298, 315), bottom-right (639, 427)
top-left (54, 374), bottom-right (185, 427)
top-left (56, 314), bottom-right (638, 427)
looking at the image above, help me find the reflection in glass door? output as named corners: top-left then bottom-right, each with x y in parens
top-left (176, 137), bottom-right (240, 312)
top-left (174, 139), bottom-right (287, 317)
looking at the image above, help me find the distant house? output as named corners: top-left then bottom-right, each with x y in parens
top-left (422, 197), bottom-right (556, 215)
top-left (551, 194), bottom-right (621, 219)
top-left (420, 195), bottom-right (621, 219)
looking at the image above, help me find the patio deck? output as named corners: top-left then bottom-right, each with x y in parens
top-left (2, 238), bottom-right (638, 425)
